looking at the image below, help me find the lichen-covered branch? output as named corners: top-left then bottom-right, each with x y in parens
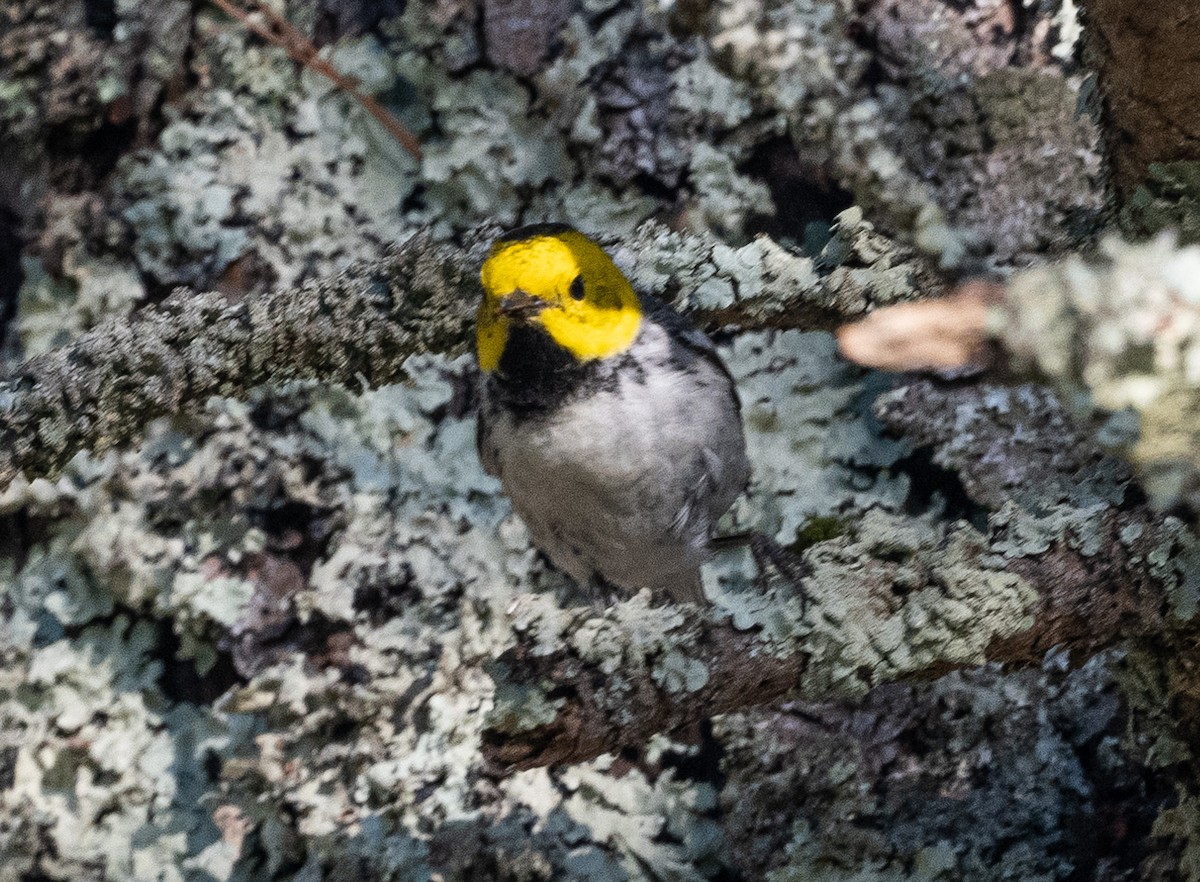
top-left (483, 499), bottom-right (1193, 772)
top-left (839, 233), bottom-right (1200, 517)
top-left (0, 230), bottom-right (485, 491)
top-left (483, 594), bottom-right (809, 772)
top-left (997, 234), bottom-right (1200, 511)
top-left (483, 376), bottom-right (1200, 774)
top-left (0, 212), bottom-right (937, 491)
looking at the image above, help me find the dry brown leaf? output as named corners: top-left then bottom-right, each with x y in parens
top-left (835, 280), bottom-right (1000, 371)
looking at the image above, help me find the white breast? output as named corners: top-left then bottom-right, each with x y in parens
top-left (481, 322), bottom-right (749, 601)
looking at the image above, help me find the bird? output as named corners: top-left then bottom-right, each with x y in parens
top-left (474, 222), bottom-right (751, 605)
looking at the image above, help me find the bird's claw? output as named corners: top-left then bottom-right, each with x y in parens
top-left (748, 532), bottom-right (812, 619)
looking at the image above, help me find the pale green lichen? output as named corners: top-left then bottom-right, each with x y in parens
top-left (997, 234), bottom-right (1200, 509)
top-left (17, 255), bottom-right (145, 357)
top-left (1120, 161), bottom-right (1200, 245)
top-left (0, 614), bottom-right (223, 882)
top-left (780, 512), bottom-right (1033, 695)
top-left (721, 330), bottom-right (910, 545)
top-left (0, 318), bottom-right (1007, 880)
top-left (1153, 796), bottom-right (1200, 881)
top-left (3, 1), bottom-right (1195, 878)
top-left (115, 25), bottom-right (419, 293)
top-left (487, 677), bottom-right (567, 735)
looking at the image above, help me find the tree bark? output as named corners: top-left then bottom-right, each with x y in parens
top-left (482, 502), bottom-right (1190, 772)
top-left (0, 230), bottom-right (483, 491)
top-left (0, 220), bottom-right (935, 491)
top-left (482, 372), bottom-right (1200, 774)
top-left (1083, 0), bottom-right (1200, 194)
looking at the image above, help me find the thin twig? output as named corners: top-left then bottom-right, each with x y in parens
top-left (208, 0), bottom-right (422, 160)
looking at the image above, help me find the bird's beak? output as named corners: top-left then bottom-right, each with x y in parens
top-left (497, 290), bottom-right (548, 321)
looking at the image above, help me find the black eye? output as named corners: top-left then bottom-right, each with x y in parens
top-left (569, 275), bottom-right (586, 300)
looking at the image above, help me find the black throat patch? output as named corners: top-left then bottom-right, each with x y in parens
top-left (488, 323), bottom-right (596, 416)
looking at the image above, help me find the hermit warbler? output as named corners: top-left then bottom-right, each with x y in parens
top-left (475, 223), bottom-right (751, 604)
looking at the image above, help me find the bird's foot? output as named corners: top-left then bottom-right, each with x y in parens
top-left (583, 573), bottom-right (624, 612)
top-left (747, 532), bottom-right (812, 618)
top-left (709, 531), bottom-right (812, 615)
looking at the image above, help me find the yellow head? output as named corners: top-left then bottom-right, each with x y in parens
top-left (477, 224), bottom-right (642, 372)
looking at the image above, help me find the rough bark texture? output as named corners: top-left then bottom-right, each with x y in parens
top-left (0, 217), bottom-right (936, 491)
top-left (483, 615), bottom-right (809, 771)
top-left (1083, 0), bottom-right (1200, 194)
top-left (482, 0), bottom-right (579, 75)
top-left (0, 232), bottom-right (483, 490)
top-left (482, 486), bottom-right (1184, 773)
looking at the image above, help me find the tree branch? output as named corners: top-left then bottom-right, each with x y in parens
top-left (482, 376), bottom-right (1198, 773)
top-left (0, 218), bottom-right (936, 491)
top-left (482, 502), bottom-right (1189, 773)
top-left (0, 230), bottom-right (485, 492)
top-left (1081, 0), bottom-right (1200, 195)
